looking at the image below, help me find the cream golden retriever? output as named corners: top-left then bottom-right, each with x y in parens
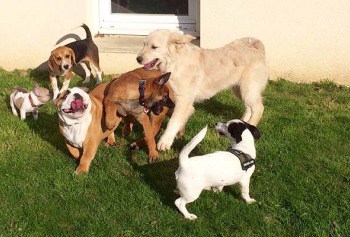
top-left (137, 29), bottom-right (269, 151)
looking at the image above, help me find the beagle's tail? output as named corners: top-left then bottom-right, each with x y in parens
top-left (81, 24), bottom-right (92, 40)
top-left (179, 126), bottom-right (207, 166)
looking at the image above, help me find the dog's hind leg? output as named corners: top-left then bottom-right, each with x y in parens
top-left (81, 62), bottom-right (91, 84)
top-left (236, 66), bottom-right (268, 126)
top-left (66, 143), bottom-right (81, 159)
top-left (91, 63), bottom-right (102, 85)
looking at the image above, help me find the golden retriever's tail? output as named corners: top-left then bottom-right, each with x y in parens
top-left (242, 37), bottom-right (265, 54)
top-left (179, 126), bottom-right (207, 166)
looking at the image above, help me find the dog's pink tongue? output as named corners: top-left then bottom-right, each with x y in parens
top-left (144, 62), bottom-right (152, 70)
top-left (71, 99), bottom-right (84, 109)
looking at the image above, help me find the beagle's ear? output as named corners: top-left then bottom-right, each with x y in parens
top-left (156, 72), bottom-right (171, 86)
top-left (169, 32), bottom-right (196, 45)
top-left (69, 48), bottom-right (76, 65)
top-left (48, 52), bottom-right (59, 73)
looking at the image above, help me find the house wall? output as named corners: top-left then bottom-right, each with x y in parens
top-left (200, 0), bottom-right (350, 85)
top-left (0, 0), bottom-right (98, 71)
top-left (0, 0), bottom-right (349, 85)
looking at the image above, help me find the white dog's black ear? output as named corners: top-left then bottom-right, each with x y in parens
top-left (169, 32), bottom-right (196, 45)
top-left (156, 72), bottom-right (171, 86)
top-left (243, 121), bottom-right (261, 140)
top-left (228, 122), bottom-right (246, 143)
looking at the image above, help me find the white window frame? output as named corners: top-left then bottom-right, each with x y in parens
top-left (98, 0), bottom-right (197, 35)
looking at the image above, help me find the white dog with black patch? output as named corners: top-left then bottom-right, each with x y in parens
top-left (174, 119), bottom-right (261, 220)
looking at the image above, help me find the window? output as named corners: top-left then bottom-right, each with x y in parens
top-left (99, 0), bottom-right (197, 35)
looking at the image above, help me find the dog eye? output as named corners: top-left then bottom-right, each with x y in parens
top-left (65, 54), bottom-right (70, 58)
top-left (57, 57), bottom-right (62, 61)
top-left (151, 45), bottom-right (158, 49)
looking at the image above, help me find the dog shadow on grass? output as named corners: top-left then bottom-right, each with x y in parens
top-left (128, 154), bottom-right (179, 209)
top-left (196, 95), bottom-right (243, 119)
top-left (24, 111), bottom-right (71, 157)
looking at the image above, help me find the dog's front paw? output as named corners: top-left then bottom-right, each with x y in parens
top-left (245, 198), bottom-right (256, 204)
top-left (129, 142), bottom-right (140, 150)
top-left (74, 165), bottom-right (89, 174)
top-left (185, 214), bottom-right (198, 220)
top-left (157, 136), bottom-right (173, 151)
top-left (148, 150), bottom-right (159, 163)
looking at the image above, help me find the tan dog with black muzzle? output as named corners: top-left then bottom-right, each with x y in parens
top-left (103, 67), bottom-right (175, 162)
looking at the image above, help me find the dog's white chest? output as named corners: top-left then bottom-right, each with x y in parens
top-left (61, 115), bottom-right (92, 148)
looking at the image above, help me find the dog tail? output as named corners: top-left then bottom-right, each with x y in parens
top-left (81, 24), bottom-right (93, 40)
top-left (179, 126), bottom-right (207, 165)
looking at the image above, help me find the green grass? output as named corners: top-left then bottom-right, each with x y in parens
top-left (0, 68), bottom-right (349, 237)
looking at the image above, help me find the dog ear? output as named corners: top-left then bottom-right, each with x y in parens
top-left (169, 32), bottom-right (196, 45)
top-left (227, 122), bottom-right (246, 143)
top-left (48, 52), bottom-right (59, 72)
top-left (156, 72), bottom-right (171, 86)
top-left (69, 48), bottom-right (76, 65)
top-left (243, 121), bottom-right (261, 140)
top-left (33, 81), bottom-right (40, 95)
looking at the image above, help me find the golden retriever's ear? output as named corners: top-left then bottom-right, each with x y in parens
top-left (169, 32), bottom-right (196, 45)
top-left (69, 48), bottom-right (76, 65)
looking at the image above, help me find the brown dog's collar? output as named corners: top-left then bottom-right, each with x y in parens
top-left (138, 80), bottom-right (149, 113)
top-left (29, 94), bottom-right (38, 108)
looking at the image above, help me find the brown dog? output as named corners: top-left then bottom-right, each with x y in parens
top-left (55, 85), bottom-right (120, 174)
top-left (49, 24), bottom-right (102, 100)
top-left (104, 68), bottom-right (175, 162)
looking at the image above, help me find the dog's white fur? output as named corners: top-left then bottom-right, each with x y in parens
top-left (57, 88), bottom-right (92, 148)
top-left (175, 119), bottom-right (258, 220)
top-left (10, 84), bottom-right (51, 120)
top-left (137, 29), bottom-right (268, 151)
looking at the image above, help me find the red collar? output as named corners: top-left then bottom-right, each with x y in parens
top-left (138, 80), bottom-right (149, 113)
top-left (29, 94), bottom-right (38, 108)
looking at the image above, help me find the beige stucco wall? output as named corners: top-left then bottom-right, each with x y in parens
top-left (0, 0), bottom-right (98, 71)
top-left (200, 0), bottom-right (350, 85)
top-left (0, 0), bottom-right (349, 85)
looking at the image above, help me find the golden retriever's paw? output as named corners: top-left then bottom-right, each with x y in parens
top-left (157, 137), bottom-right (173, 151)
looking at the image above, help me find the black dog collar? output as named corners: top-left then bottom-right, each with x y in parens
top-left (138, 80), bottom-right (149, 113)
top-left (227, 148), bottom-right (255, 171)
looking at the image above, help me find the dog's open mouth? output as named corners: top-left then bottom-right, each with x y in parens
top-left (63, 98), bottom-right (88, 115)
top-left (218, 131), bottom-right (225, 136)
top-left (143, 59), bottom-right (158, 70)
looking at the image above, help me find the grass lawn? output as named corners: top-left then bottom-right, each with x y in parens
top-left (0, 68), bottom-right (349, 237)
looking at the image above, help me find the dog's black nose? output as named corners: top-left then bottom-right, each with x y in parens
top-left (74, 93), bottom-right (83, 99)
top-left (136, 56), bottom-right (143, 64)
top-left (63, 65), bottom-right (69, 69)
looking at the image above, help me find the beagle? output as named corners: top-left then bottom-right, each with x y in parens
top-left (48, 24), bottom-right (102, 100)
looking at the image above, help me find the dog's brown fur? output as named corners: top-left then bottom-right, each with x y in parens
top-left (55, 84), bottom-right (118, 174)
top-left (103, 68), bottom-right (175, 162)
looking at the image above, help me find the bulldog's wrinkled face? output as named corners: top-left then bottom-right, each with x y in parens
top-left (215, 119), bottom-right (261, 144)
top-left (55, 87), bottom-right (91, 119)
